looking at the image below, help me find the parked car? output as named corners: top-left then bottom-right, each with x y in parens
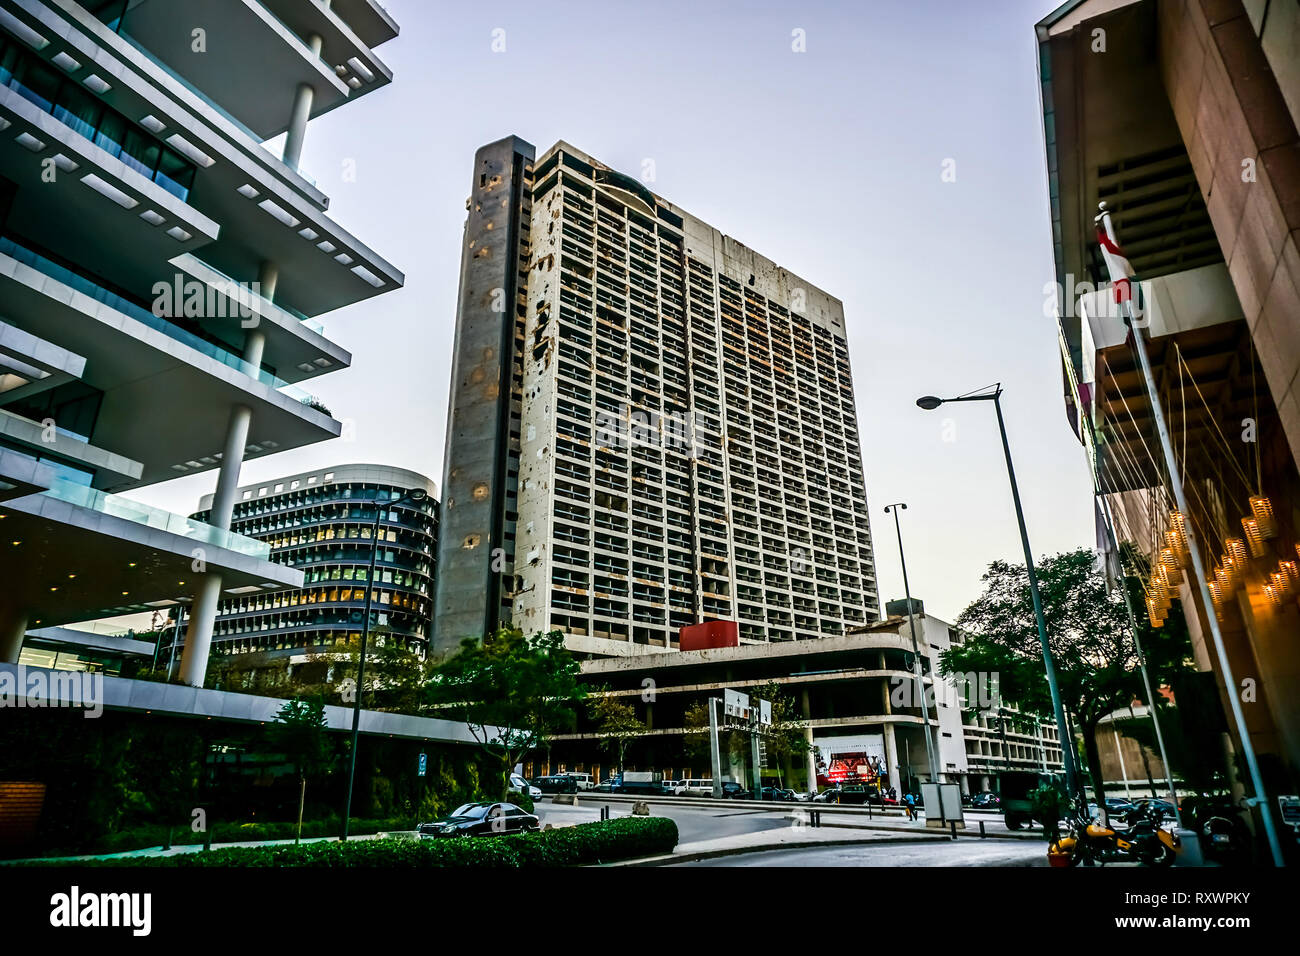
top-left (675, 779), bottom-right (714, 797)
top-left (720, 781), bottom-right (751, 800)
top-left (793, 790), bottom-right (816, 802)
top-left (509, 773), bottom-right (542, 799)
top-left (593, 777), bottom-right (617, 793)
top-left (563, 772), bottom-right (594, 791)
top-left (760, 787), bottom-right (796, 801)
top-left (660, 780), bottom-right (681, 796)
top-left (838, 784), bottom-right (872, 805)
top-left (1104, 797), bottom-right (1135, 815)
top-left (813, 787), bottom-right (842, 803)
top-left (1130, 798), bottom-right (1177, 821)
top-left (534, 775), bottom-right (579, 794)
top-left (970, 791), bottom-right (1001, 809)
top-left (417, 802), bottom-right (539, 838)
top-left (613, 771), bottom-right (663, 795)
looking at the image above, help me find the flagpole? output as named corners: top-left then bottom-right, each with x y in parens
top-left (1058, 314), bottom-right (1181, 820)
top-left (1097, 493), bottom-right (1182, 827)
top-left (1096, 201), bottom-right (1285, 867)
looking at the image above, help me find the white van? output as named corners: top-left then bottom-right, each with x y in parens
top-left (563, 771), bottom-right (593, 791)
top-left (675, 779), bottom-right (713, 797)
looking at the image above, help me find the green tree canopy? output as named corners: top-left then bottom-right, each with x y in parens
top-left (941, 547), bottom-right (1192, 806)
top-left (426, 627), bottom-right (585, 798)
top-left (588, 692), bottom-right (646, 776)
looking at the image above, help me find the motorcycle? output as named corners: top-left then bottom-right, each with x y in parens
top-left (1180, 795), bottom-right (1252, 866)
top-left (1048, 802), bottom-right (1177, 867)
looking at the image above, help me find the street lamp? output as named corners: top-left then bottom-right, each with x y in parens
top-left (883, 503), bottom-right (941, 787)
top-left (340, 485), bottom-right (429, 840)
top-left (915, 384), bottom-right (1083, 805)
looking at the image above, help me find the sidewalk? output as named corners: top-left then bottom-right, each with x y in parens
top-left (613, 822), bottom-right (954, 867)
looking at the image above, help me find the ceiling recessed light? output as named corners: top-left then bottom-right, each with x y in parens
top-left (15, 132), bottom-right (45, 152)
top-left (51, 51), bottom-right (81, 72)
top-left (237, 184), bottom-right (259, 199)
top-left (166, 226), bottom-right (192, 242)
top-left (140, 115), bottom-right (166, 134)
top-left (83, 74), bottom-right (110, 94)
top-left (139, 209), bottom-right (165, 226)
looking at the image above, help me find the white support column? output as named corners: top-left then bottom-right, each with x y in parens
top-left (1, 606), bottom-right (28, 664)
top-left (282, 36), bottom-right (322, 172)
top-left (884, 721), bottom-right (902, 795)
top-left (178, 403), bottom-right (252, 686)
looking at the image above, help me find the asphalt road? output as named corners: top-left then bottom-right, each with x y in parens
top-left (672, 840), bottom-right (1049, 867)
top-left (535, 801), bottom-right (795, 845)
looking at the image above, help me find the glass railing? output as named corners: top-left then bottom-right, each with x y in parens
top-left (0, 237), bottom-right (327, 413)
top-left (42, 477), bottom-right (273, 559)
top-left (184, 256), bottom-right (327, 336)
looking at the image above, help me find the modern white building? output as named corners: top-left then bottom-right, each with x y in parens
top-left (437, 137), bottom-right (878, 657)
top-left (0, 0), bottom-right (403, 685)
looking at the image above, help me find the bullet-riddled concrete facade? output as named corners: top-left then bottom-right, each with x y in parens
top-left (434, 136), bottom-right (535, 651)
top-left (438, 139), bottom-right (878, 658)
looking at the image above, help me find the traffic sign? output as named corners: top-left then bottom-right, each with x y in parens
top-left (418, 752), bottom-right (427, 777)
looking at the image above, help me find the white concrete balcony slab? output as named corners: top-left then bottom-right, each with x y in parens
top-left (108, 0), bottom-right (353, 140)
top-left (10, 0), bottom-right (404, 316)
top-left (0, 81), bottom-right (218, 289)
top-left (0, 239), bottom-right (342, 491)
top-left (329, 0), bottom-right (398, 49)
top-left (169, 254), bottom-right (351, 384)
top-left (0, 475), bottom-right (302, 627)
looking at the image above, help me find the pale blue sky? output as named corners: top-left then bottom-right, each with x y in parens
top-left (132, 0), bottom-right (1092, 624)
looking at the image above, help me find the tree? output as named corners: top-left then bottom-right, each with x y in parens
top-left (589, 693), bottom-right (646, 777)
top-left (425, 627), bottom-right (585, 799)
top-left (300, 633), bottom-right (437, 714)
top-left (269, 697), bottom-right (333, 843)
top-left (746, 681), bottom-right (813, 789)
top-left (941, 547), bottom-right (1192, 810)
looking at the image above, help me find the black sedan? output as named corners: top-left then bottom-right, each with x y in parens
top-left (720, 781), bottom-right (752, 799)
top-left (416, 802), bottom-right (540, 838)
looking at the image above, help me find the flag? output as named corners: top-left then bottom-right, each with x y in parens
top-left (1096, 211), bottom-right (1145, 327)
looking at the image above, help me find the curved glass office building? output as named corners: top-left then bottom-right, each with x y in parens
top-left (188, 464), bottom-right (438, 662)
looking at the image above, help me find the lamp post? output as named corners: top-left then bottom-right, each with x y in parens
top-left (883, 503), bottom-right (941, 786)
top-left (340, 485), bottom-right (428, 840)
top-left (916, 385), bottom-right (1082, 805)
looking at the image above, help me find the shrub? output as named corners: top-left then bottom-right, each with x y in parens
top-left (22, 817), bottom-right (679, 868)
top-left (506, 790), bottom-right (535, 814)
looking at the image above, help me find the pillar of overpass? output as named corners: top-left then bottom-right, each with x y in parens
top-left (0, 605), bottom-right (28, 664)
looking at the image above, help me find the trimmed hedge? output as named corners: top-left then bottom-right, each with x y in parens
top-left (90, 816), bottom-right (414, 855)
top-left (22, 817), bottom-right (679, 868)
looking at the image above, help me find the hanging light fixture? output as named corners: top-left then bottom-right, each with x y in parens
top-left (1169, 513), bottom-right (1191, 567)
top-left (1280, 560), bottom-right (1299, 587)
top-left (1146, 593), bottom-right (1166, 628)
top-left (1270, 569), bottom-right (1294, 603)
top-left (1263, 582), bottom-right (1284, 608)
top-left (1216, 561), bottom-right (1237, 595)
top-left (1158, 547), bottom-right (1184, 586)
top-left (1250, 496), bottom-right (1277, 539)
top-left (1226, 538), bottom-right (1249, 589)
top-left (1242, 517), bottom-right (1267, 558)
top-left (1151, 564), bottom-right (1173, 609)
top-left (1208, 580), bottom-right (1224, 606)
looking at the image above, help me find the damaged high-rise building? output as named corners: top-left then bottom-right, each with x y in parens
top-left (435, 138), bottom-right (878, 658)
